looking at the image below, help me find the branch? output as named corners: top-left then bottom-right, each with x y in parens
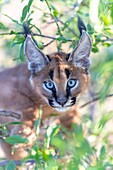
top-left (101, 38), bottom-right (113, 42)
top-left (0, 110), bottom-right (21, 119)
top-left (45, 0), bottom-right (62, 36)
top-left (0, 31), bottom-right (56, 39)
top-left (43, 39), bottom-right (55, 48)
top-left (0, 32), bottom-right (73, 42)
top-left (80, 94), bottom-right (113, 108)
top-left (47, 18), bottom-right (78, 37)
top-left (57, 19), bottom-right (78, 37)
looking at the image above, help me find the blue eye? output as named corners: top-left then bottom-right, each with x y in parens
top-left (44, 81), bottom-right (54, 90)
top-left (67, 79), bottom-right (78, 88)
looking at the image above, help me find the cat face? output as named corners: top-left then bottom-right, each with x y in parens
top-left (24, 31), bottom-right (92, 112)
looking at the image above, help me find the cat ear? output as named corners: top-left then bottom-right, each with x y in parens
top-left (24, 35), bottom-right (49, 74)
top-left (68, 31), bottom-right (92, 70)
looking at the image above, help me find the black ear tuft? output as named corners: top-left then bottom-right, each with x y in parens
top-left (23, 22), bottom-right (31, 37)
top-left (78, 16), bottom-right (86, 36)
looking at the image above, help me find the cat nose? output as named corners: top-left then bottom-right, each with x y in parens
top-left (57, 97), bottom-right (67, 106)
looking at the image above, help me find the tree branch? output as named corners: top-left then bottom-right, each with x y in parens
top-left (0, 32), bottom-right (73, 42)
top-left (47, 18), bottom-right (78, 37)
top-left (101, 38), bottom-right (113, 42)
top-left (80, 94), bottom-right (113, 108)
top-left (43, 39), bottom-right (55, 48)
top-left (45, 0), bottom-right (62, 36)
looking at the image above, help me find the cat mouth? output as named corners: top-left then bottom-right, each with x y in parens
top-left (48, 97), bottom-right (76, 109)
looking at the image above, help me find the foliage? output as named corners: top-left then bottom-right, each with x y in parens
top-left (0, 0), bottom-right (113, 169)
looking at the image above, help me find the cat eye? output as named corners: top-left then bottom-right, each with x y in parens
top-left (44, 81), bottom-right (54, 90)
top-left (67, 79), bottom-right (78, 88)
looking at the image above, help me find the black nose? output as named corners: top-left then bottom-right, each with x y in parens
top-left (57, 97), bottom-right (67, 106)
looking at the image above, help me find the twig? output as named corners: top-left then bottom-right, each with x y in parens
top-left (0, 32), bottom-right (24, 36)
top-left (0, 110), bottom-right (21, 119)
top-left (0, 31), bottom-right (73, 42)
top-left (43, 39), bottom-right (55, 48)
top-left (101, 38), bottom-right (113, 42)
top-left (57, 19), bottom-right (78, 37)
top-left (45, 0), bottom-right (62, 36)
top-left (80, 94), bottom-right (113, 108)
top-left (0, 31), bottom-right (57, 39)
top-left (33, 33), bottom-right (57, 40)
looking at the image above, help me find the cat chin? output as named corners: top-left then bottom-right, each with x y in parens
top-left (54, 107), bottom-right (71, 113)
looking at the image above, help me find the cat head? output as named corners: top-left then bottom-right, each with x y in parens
top-left (24, 26), bottom-right (92, 112)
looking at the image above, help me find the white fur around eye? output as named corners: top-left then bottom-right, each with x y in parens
top-left (67, 79), bottom-right (79, 89)
top-left (43, 81), bottom-right (54, 92)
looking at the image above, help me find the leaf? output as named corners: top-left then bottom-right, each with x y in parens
top-left (10, 30), bottom-right (16, 34)
top-left (33, 25), bottom-right (42, 35)
top-left (28, 0), bottom-right (34, 12)
top-left (21, 0), bottom-right (34, 22)
top-left (12, 35), bottom-right (25, 47)
top-left (57, 36), bottom-right (68, 43)
top-left (4, 14), bottom-right (20, 25)
top-left (19, 43), bottom-right (25, 61)
top-left (100, 75), bottom-right (113, 102)
top-left (92, 44), bottom-right (99, 53)
top-left (5, 161), bottom-right (16, 170)
top-left (5, 135), bottom-right (29, 145)
top-left (100, 146), bottom-right (106, 160)
top-left (98, 111), bottom-right (113, 130)
top-left (21, 5), bottom-right (28, 22)
top-left (34, 117), bottom-right (41, 134)
top-left (0, 22), bottom-right (5, 29)
top-left (4, 122), bottom-right (23, 126)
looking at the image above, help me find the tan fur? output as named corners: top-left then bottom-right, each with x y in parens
top-left (0, 30), bottom-right (91, 160)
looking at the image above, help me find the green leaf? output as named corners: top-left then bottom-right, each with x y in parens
top-left (4, 14), bottom-right (20, 25)
top-left (5, 135), bottom-right (29, 145)
top-left (33, 25), bottom-right (42, 35)
top-left (10, 30), bottom-right (16, 34)
top-left (21, 5), bottom-right (28, 22)
top-left (98, 111), bottom-right (113, 130)
top-left (28, 0), bottom-right (34, 12)
top-left (57, 36), bottom-right (68, 43)
top-left (34, 117), bottom-right (41, 133)
top-left (21, 0), bottom-right (34, 22)
top-left (100, 75), bottom-right (113, 102)
top-left (5, 161), bottom-right (16, 170)
top-left (100, 146), bottom-right (106, 160)
top-left (4, 122), bottom-right (23, 127)
top-left (12, 35), bottom-right (25, 47)
top-left (92, 45), bottom-right (99, 53)
top-left (20, 43), bottom-right (25, 61)
top-left (0, 22), bottom-right (5, 29)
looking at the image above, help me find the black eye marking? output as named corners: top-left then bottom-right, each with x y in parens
top-left (66, 79), bottom-right (78, 98)
top-left (49, 70), bottom-right (54, 80)
top-left (65, 69), bottom-right (70, 79)
top-left (46, 55), bottom-right (51, 62)
top-left (66, 53), bottom-right (70, 61)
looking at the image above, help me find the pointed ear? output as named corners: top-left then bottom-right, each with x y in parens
top-left (68, 31), bottom-right (92, 70)
top-left (24, 35), bottom-right (49, 74)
